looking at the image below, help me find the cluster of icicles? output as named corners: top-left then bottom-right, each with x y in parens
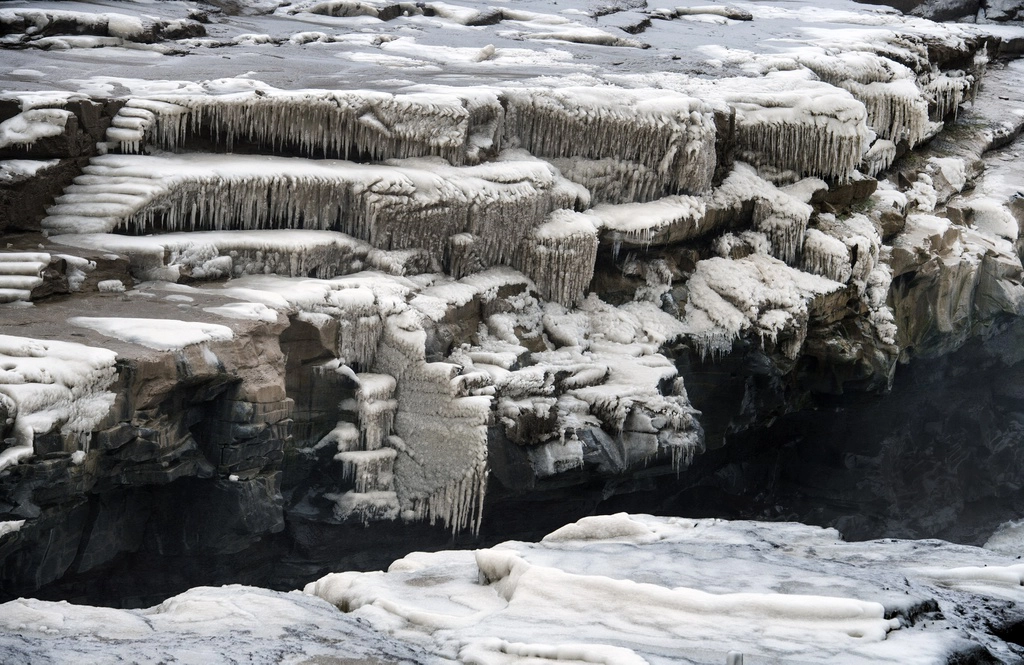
top-left (110, 86), bottom-right (719, 199)
top-left (35, 47), bottom-right (980, 531)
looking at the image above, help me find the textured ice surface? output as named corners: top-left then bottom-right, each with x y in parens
top-left (0, 585), bottom-right (445, 665)
top-left (307, 514), bottom-right (1024, 665)
top-left (0, 334), bottom-right (117, 459)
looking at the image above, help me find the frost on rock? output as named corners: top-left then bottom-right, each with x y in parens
top-left (464, 291), bottom-right (704, 474)
top-left (682, 254), bottom-right (844, 360)
top-left (513, 210), bottom-right (598, 306)
top-left (118, 88), bottom-right (504, 164)
top-left (807, 213), bottom-right (882, 288)
top-left (0, 335), bottom-right (117, 464)
top-left (502, 87), bottom-right (717, 196)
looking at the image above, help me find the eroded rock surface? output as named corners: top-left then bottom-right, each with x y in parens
top-left (0, 2), bottom-right (1022, 639)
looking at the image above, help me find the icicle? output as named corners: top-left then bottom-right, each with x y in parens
top-left (131, 89), bottom-right (504, 165)
top-left (513, 210), bottom-right (599, 306)
top-left (335, 448), bottom-right (397, 493)
top-left (921, 71), bottom-right (973, 122)
top-left (802, 228), bottom-right (851, 283)
top-left (753, 196), bottom-right (810, 266)
top-left (502, 87), bottom-right (717, 195)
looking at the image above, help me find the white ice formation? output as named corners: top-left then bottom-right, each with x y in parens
top-left (0, 335), bottom-right (118, 467)
top-left (306, 513), bottom-right (1024, 665)
top-left (0, 252), bottom-right (50, 303)
top-left (5, 0), bottom-right (1018, 544)
top-left (0, 109), bottom-right (72, 150)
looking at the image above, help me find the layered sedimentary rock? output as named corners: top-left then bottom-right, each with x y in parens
top-left (0, 5), bottom-right (1022, 653)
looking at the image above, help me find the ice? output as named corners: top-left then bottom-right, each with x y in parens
top-left (514, 210), bottom-right (598, 306)
top-left (0, 519), bottom-right (25, 539)
top-left (116, 87), bottom-right (504, 164)
top-left (203, 302), bottom-right (279, 323)
top-left (0, 335), bottom-right (117, 455)
top-left (42, 153), bottom-right (585, 273)
top-left (503, 87), bottom-right (716, 196)
top-left (682, 254), bottom-right (843, 359)
top-left (307, 514), bottom-right (1024, 665)
top-left (0, 252), bottom-right (49, 303)
top-left (0, 109), bottom-right (71, 150)
top-left (68, 317), bottom-right (234, 351)
top-left (0, 585), bottom-right (434, 664)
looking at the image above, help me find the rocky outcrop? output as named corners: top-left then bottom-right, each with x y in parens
top-left (0, 0), bottom-right (1022, 622)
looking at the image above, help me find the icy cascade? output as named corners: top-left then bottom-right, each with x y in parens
top-left (513, 210), bottom-right (598, 307)
top-left (329, 373), bottom-right (401, 521)
top-left (0, 335), bottom-right (117, 471)
top-left (690, 73), bottom-right (873, 181)
top-left (682, 253), bottom-right (845, 359)
top-left (119, 89), bottom-right (503, 164)
top-left (0, 252), bottom-right (50, 303)
top-left (41, 153), bottom-right (586, 266)
top-left (373, 308), bottom-right (490, 534)
top-left (503, 87), bottom-right (717, 197)
top-left (796, 52), bottom-right (932, 148)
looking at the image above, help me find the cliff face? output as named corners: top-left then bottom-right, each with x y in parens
top-left (0, 0), bottom-right (1023, 610)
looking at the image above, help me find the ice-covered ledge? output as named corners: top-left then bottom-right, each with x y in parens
top-left (1, 0), bottom-right (1024, 625)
